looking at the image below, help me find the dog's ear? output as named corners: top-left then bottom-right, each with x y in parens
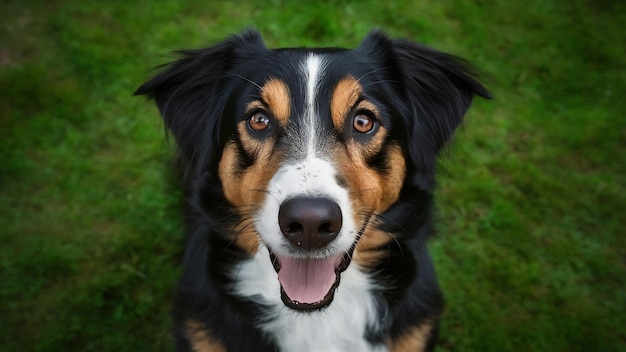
top-left (359, 31), bottom-right (491, 169)
top-left (135, 30), bottom-right (267, 171)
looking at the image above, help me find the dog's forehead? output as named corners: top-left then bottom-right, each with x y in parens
top-left (297, 50), bottom-right (377, 86)
top-left (226, 47), bottom-right (395, 163)
top-left (243, 49), bottom-right (376, 119)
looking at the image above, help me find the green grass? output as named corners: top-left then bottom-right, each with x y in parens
top-left (1, 1), bottom-right (624, 350)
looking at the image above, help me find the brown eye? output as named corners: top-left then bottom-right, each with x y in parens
top-left (248, 112), bottom-right (270, 132)
top-left (353, 113), bottom-right (375, 133)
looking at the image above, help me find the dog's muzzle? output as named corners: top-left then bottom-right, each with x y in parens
top-left (270, 197), bottom-right (351, 311)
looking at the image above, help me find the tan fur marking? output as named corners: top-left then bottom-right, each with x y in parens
top-left (218, 122), bottom-right (283, 254)
top-left (354, 231), bottom-right (394, 267)
top-left (387, 321), bottom-right (436, 352)
top-left (355, 100), bottom-right (380, 116)
top-left (331, 76), bottom-right (362, 130)
top-left (343, 142), bottom-right (405, 214)
top-left (232, 217), bottom-right (260, 255)
top-left (353, 229), bottom-right (391, 267)
top-left (333, 135), bottom-right (406, 267)
top-left (379, 145), bottom-right (407, 207)
top-left (185, 320), bottom-right (226, 352)
top-left (260, 78), bottom-right (291, 127)
top-left (352, 145), bottom-right (405, 266)
top-left (245, 101), bottom-right (265, 115)
top-left (235, 122), bottom-right (275, 160)
top-left (218, 142), bottom-right (258, 253)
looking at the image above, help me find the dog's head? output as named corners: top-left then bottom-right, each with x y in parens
top-left (136, 30), bottom-right (490, 311)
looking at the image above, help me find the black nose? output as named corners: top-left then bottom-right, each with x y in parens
top-left (278, 197), bottom-right (343, 250)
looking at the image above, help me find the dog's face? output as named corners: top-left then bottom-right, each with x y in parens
top-left (136, 30), bottom-right (490, 312)
top-left (216, 53), bottom-right (409, 310)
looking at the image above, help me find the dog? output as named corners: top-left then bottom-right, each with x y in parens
top-left (136, 29), bottom-right (490, 351)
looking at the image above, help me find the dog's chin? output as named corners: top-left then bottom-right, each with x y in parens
top-left (269, 250), bottom-right (352, 311)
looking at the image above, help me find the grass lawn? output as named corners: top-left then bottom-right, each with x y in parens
top-left (1, 1), bottom-right (624, 350)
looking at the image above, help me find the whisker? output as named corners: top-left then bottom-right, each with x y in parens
top-left (226, 72), bottom-right (262, 90)
top-left (373, 212), bottom-right (409, 235)
top-left (222, 219), bottom-right (258, 252)
top-left (356, 66), bottom-right (390, 82)
top-left (250, 188), bottom-right (281, 202)
top-left (352, 210), bottom-right (405, 259)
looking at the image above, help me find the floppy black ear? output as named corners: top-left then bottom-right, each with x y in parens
top-left (359, 31), bottom-right (491, 169)
top-left (135, 30), bottom-right (267, 171)
top-left (393, 37), bottom-right (491, 168)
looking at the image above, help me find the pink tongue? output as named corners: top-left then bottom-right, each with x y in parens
top-left (276, 255), bottom-right (340, 304)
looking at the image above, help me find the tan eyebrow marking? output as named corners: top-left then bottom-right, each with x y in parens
top-left (331, 76), bottom-right (363, 130)
top-left (260, 78), bottom-right (291, 127)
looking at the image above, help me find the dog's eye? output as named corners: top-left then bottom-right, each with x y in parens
top-left (248, 112), bottom-right (270, 132)
top-left (353, 113), bottom-right (375, 133)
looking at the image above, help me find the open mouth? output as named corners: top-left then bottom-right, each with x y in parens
top-left (269, 250), bottom-right (352, 311)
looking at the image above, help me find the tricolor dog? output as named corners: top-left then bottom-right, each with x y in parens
top-left (136, 29), bottom-right (490, 351)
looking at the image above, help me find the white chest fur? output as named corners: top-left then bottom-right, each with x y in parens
top-left (230, 246), bottom-right (387, 352)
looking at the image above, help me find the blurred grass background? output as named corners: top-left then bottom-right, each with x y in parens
top-left (1, 0), bottom-right (624, 351)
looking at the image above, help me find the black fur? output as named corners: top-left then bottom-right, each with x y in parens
top-left (136, 29), bottom-right (490, 351)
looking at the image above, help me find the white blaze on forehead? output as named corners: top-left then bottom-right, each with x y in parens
top-left (301, 53), bottom-right (327, 157)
